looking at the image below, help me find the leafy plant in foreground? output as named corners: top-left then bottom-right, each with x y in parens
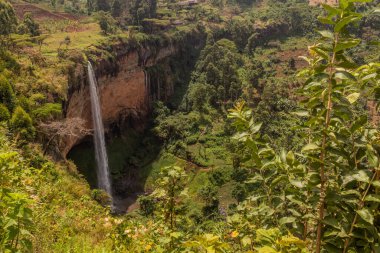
top-left (228, 1), bottom-right (380, 252)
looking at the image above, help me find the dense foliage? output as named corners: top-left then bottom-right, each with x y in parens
top-left (0, 0), bottom-right (380, 251)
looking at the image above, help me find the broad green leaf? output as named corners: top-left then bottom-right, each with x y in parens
top-left (286, 151), bottom-right (295, 165)
top-left (310, 46), bottom-right (329, 60)
top-left (241, 236), bottom-right (252, 247)
top-left (367, 147), bottom-right (379, 167)
top-left (334, 39), bottom-right (361, 52)
top-left (350, 115), bottom-right (367, 133)
top-left (334, 71), bottom-right (356, 80)
top-left (372, 180), bottom-right (380, 188)
top-left (206, 246), bottom-right (216, 253)
top-left (170, 232), bottom-right (182, 238)
top-left (361, 73), bottom-right (377, 81)
top-left (346, 93), bottom-right (360, 104)
top-left (291, 111), bottom-right (309, 117)
top-left (257, 246), bottom-right (278, 253)
top-left (357, 209), bottom-right (374, 224)
top-left (279, 217), bottom-right (296, 225)
top-left (364, 195), bottom-right (380, 203)
top-left (339, 0), bottom-right (350, 9)
top-left (322, 4), bottom-right (340, 16)
top-left (323, 217), bottom-right (341, 229)
top-left (301, 143), bottom-right (319, 153)
top-left (334, 15), bottom-right (361, 32)
top-left (318, 30), bottom-right (334, 40)
top-left (353, 170), bottom-right (370, 183)
top-left (289, 179), bottom-right (304, 188)
top-left (318, 17), bottom-right (335, 25)
top-left (250, 122), bottom-right (262, 134)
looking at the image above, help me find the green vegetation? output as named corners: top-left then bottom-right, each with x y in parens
top-left (1, 0), bottom-right (380, 251)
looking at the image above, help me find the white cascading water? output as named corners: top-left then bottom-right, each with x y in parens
top-left (87, 62), bottom-right (113, 203)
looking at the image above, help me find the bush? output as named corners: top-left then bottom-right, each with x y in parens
top-left (91, 189), bottom-right (111, 206)
top-left (96, 11), bottom-right (117, 35)
top-left (231, 184), bottom-right (246, 203)
top-left (185, 135), bottom-right (198, 145)
top-left (231, 167), bottom-right (249, 182)
top-left (0, 50), bottom-right (20, 74)
top-left (138, 195), bottom-right (156, 216)
top-left (32, 103), bottom-right (62, 121)
top-left (9, 106), bottom-right (35, 140)
top-left (0, 75), bottom-right (15, 111)
top-left (208, 168), bottom-right (229, 186)
top-left (17, 96), bottom-right (32, 113)
top-left (0, 103), bottom-right (10, 121)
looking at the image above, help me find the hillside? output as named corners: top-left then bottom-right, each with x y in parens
top-left (1, 0), bottom-right (380, 252)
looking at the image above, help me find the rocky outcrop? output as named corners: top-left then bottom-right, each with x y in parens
top-left (62, 28), bottom-right (206, 156)
top-left (62, 46), bottom-right (176, 156)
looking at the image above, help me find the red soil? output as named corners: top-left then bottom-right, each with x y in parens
top-left (12, 2), bottom-right (81, 21)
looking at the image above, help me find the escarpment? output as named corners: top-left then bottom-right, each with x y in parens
top-left (62, 31), bottom-right (205, 156)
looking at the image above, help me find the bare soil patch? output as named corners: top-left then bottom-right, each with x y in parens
top-left (12, 2), bottom-right (82, 21)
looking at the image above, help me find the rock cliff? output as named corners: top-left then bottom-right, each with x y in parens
top-left (62, 29), bottom-right (205, 156)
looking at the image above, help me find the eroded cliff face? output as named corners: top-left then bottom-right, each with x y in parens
top-left (62, 46), bottom-right (178, 156)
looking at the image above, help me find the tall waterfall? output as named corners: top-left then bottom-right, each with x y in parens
top-left (87, 62), bottom-right (112, 203)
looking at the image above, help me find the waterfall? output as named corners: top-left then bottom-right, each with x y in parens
top-left (87, 62), bottom-right (113, 203)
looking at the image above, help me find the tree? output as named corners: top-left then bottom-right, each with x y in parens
top-left (97, 11), bottom-right (116, 35)
top-left (227, 1), bottom-right (380, 252)
top-left (96, 0), bottom-right (110, 12)
top-left (0, 0), bottom-right (17, 46)
top-left (86, 0), bottom-right (95, 14)
top-left (50, 0), bottom-right (57, 9)
top-left (22, 13), bottom-right (41, 36)
top-left (129, 0), bottom-right (157, 25)
top-left (9, 106), bottom-right (35, 141)
top-left (151, 166), bottom-right (187, 229)
top-left (186, 39), bottom-right (242, 110)
top-left (0, 75), bottom-right (15, 112)
top-left (0, 103), bottom-right (10, 121)
top-left (198, 183), bottom-right (219, 218)
top-left (111, 0), bottom-right (122, 17)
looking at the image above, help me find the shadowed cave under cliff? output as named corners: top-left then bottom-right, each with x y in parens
top-left (67, 124), bottom-right (163, 213)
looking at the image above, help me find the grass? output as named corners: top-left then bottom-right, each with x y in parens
top-left (38, 22), bottom-right (105, 57)
top-left (0, 129), bottom-right (114, 252)
top-left (218, 181), bottom-right (236, 209)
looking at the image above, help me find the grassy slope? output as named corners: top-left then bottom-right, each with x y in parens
top-left (0, 127), bottom-right (115, 252)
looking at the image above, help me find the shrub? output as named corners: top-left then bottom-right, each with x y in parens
top-left (0, 75), bottom-right (15, 111)
top-left (91, 189), bottom-right (111, 206)
top-left (0, 103), bottom-right (10, 121)
top-left (32, 103), bottom-right (62, 121)
top-left (17, 96), bottom-right (32, 113)
top-left (9, 106), bottom-right (35, 140)
top-left (22, 13), bottom-right (41, 36)
top-left (138, 195), bottom-right (156, 216)
top-left (0, 50), bottom-right (20, 74)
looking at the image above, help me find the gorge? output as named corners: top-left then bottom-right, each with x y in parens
top-left (2, 0), bottom-right (380, 250)
top-left (64, 30), bottom-right (205, 211)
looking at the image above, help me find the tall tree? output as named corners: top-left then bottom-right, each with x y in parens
top-left (0, 0), bottom-right (17, 46)
top-left (111, 0), bottom-right (121, 17)
top-left (96, 0), bottom-right (110, 12)
top-left (22, 13), bottom-right (41, 36)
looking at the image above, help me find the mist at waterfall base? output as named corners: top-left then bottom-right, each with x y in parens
top-left (87, 62), bottom-right (113, 206)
